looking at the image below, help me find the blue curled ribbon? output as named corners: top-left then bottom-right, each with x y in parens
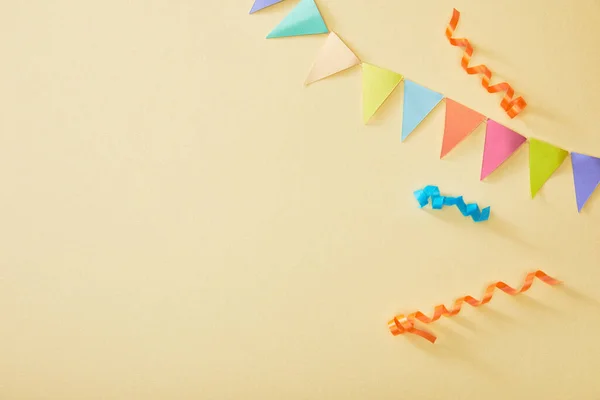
top-left (414, 185), bottom-right (491, 222)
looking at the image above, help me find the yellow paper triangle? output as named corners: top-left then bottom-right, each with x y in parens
top-left (529, 138), bottom-right (569, 198)
top-left (361, 63), bottom-right (403, 123)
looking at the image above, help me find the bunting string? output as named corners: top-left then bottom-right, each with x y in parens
top-left (445, 9), bottom-right (527, 119)
top-left (388, 270), bottom-right (561, 343)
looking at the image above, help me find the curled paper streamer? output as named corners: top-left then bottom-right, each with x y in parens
top-left (414, 185), bottom-right (490, 222)
top-left (388, 270), bottom-right (561, 343)
top-left (445, 8), bottom-right (527, 118)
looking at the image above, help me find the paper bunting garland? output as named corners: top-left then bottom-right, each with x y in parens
top-left (361, 63), bottom-right (403, 123)
top-left (305, 32), bottom-right (360, 85)
top-left (266, 0), bottom-right (328, 39)
top-left (441, 99), bottom-right (485, 158)
top-left (529, 139), bottom-right (568, 198)
top-left (250, 0), bottom-right (284, 14)
top-left (250, 5), bottom-right (600, 212)
top-left (414, 185), bottom-right (490, 222)
top-left (388, 270), bottom-right (561, 343)
top-left (571, 153), bottom-right (600, 212)
top-left (480, 120), bottom-right (527, 180)
top-left (401, 81), bottom-right (443, 141)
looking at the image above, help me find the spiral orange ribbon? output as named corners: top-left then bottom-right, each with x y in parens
top-left (388, 270), bottom-right (561, 343)
top-left (445, 8), bottom-right (527, 118)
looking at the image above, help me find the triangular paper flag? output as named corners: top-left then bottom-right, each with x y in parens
top-left (266, 0), bottom-right (328, 39)
top-left (571, 152), bottom-right (600, 212)
top-left (529, 138), bottom-right (568, 198)
top-left (305, 32), bottom-right (360, 85)
top-left (250, 0), bottom-right (284, 13)
top-left (361, 63), bottom-right (403, 124)
top-left (441, 99), bottom-right (485, 158)
top-left (480, 120), bottom-right (527, 180)
top-left (401, 80), bottom-right (444, 141)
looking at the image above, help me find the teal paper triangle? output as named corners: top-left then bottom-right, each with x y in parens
top-left (401, 80), bottom-right (444, 141)
top-left (266, 0), bottom-right (328, 39)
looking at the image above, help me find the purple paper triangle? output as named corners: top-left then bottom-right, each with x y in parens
top-left (572, 152), bottom-right (600, 212)
top-left (250, 0), bottom-right (284, 13)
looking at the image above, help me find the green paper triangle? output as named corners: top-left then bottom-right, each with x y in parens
top-left (362, 63), bottom-right (403, 123)
top-left (266, 0), bottom-right (328, 39)
top-left (529, 138), bottom-right (569, 198)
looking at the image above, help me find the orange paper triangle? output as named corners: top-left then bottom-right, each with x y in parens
top-left (441, 99), bottom-right (486, 158)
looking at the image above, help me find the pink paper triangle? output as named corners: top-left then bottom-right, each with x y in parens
top-left (480, 120), bottom-right (527, 180)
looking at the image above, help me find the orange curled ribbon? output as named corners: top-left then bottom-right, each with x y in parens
top-left (388, 270), bottom-right (561, 343)
top-left (445, 8), bottom-right (527, 118)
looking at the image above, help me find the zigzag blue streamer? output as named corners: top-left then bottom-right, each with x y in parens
top-left (414, 185), bottom-right (491, 222)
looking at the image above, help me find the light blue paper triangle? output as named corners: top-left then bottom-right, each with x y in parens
top-left (266, 0), bottom-right (328, 39)
top-left (401, 80), bottom-right (444, 141)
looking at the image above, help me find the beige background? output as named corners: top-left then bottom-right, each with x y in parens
top-left (1, 0), bottom-right (600, 399)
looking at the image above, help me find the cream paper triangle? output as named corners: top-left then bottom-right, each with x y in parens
top-left (305, 32), bottom-right (360, 85)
